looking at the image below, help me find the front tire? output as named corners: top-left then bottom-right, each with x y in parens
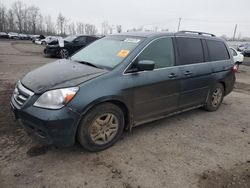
top-left (77, 103), bottom-right (125, 152)
top-left (203, 83), bottom-right (224, 112)
top-left (59, 48), bottom-right (69, 59)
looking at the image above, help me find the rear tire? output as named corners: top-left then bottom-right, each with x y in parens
top-left (77, 103), bottom-right (125, 152)
top-left (203, 83), bottom-right (224, 112)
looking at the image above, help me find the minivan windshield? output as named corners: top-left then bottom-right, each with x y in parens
top-left (71, 36), bottom-right (143, 69)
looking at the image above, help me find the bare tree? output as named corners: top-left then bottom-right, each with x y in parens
top-left (12, 1), bottom-right (25, 33)
top-left (0, 3), bottom-right (7, 31)
top-left (85, 24), bottom-right (97, 35)
top-left (6, 9), bottom-right (15, 32)
top-left (27, 6), bottom-right (39, 34)
top-left (101, 21), bottom-right (109, 35)
top-left (76, 22), bottom-right (85, 34)
top-left (0, 1), bottom-right (102, 35)
top-left (116, 25), bottom-right (122, 33)
top-left (57, 13), bottom-right (66, 35)
top-left (36, 13), bottom-right (44, 34)
top-left (68, 22), bottom-right (76, 35)
top-left (44, 15), bottom-right (55, 35)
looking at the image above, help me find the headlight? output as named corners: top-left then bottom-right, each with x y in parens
top-left (34, 87), bottom-right (79, 109)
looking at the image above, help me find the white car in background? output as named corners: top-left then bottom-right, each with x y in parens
top-left (230, 47), bottom-right (244, 70)
top-left (35, 36), bottom-right (62, 45)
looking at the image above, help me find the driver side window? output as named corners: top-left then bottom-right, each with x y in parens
top-left (75, 36), bottom-right (86, 43)
top-left (133, 37), bottom-right (175, 70)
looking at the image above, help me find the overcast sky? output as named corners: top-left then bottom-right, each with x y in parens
top-left (1, 0), bottom-right (250, 37)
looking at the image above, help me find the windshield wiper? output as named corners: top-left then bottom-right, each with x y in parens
top-left (74, 60), bottom-right (103, 69)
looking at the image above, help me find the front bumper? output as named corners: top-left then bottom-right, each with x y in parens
top-left (44, 47), bottom-right (58, 57)
top-left (10, 97), bottom-right (81, 147)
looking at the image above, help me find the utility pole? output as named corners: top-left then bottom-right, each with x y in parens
top-left (233, 24), bottom-right (237, 40)
top-left (177, 17), bottom-right (182, 31)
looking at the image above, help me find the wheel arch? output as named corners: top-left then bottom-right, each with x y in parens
top-left (219, 81), bottom-right (226, 92)
top-left (78, 97), bottom-right (132, 131)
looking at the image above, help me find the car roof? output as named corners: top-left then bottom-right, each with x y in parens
top-left (112, 31), bottom-right (223, 41)
top-left (113, 31), bottom-right (171, 38)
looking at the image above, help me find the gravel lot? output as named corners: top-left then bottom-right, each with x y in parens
top-left (0, 40), bottom-right (250, 188)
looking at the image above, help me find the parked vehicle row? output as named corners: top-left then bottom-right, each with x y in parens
top-left (11, 30), bottom-right (236, 151)
top-left (0, 32), bottom-right (9, 38)
top-left (0, 31), bottom-right (46, 41)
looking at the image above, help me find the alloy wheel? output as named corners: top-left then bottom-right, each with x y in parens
top-left (89, 113), bottom-right (119, 145)
top-left (60, 49), bottom-right (69, 59)
top-left (211, 88), bottom-right (223, 107)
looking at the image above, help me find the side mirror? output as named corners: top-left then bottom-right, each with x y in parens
top-left (73, 40), bottom-right (79, 43)
top-left (137, 60), bottom-right (155, 71)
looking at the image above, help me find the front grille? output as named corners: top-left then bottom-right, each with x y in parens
top-left (12, 81), bottom-right (34, 108)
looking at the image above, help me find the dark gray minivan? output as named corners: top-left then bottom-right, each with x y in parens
top-left (11, 31), bottom-right (236, 151)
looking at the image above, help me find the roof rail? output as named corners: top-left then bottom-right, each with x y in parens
top-left (178, 30), bottom-right (216, 37)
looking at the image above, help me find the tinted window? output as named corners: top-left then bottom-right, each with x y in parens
top-left (137, 37), bottom-right (175, 69)
top-left (207, 40), bottom-right (229, 61)
top-left (87, 37), bottom-right (97, 42)
top-left (75, 36), bottom-right (86, 43)
top-left (176, 37), bottom-right (204, 65)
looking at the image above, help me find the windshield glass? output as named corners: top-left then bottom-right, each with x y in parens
top-left (71, 36), bottom-right (143, 69)
top-left (64, 35), bottom-right (78, 42)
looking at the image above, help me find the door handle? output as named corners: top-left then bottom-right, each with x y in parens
top-left (168, 73), bottom-right (177, 78)
top-left (184, 71), bottom-right (193, 76)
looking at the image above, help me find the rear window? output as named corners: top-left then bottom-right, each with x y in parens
top-left (176, 37), bottom-right (204, 65)
top-left (206, 40), bottom-right (230, 61)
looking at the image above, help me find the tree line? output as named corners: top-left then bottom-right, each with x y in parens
top-left (0, 1), bottom-right (123, 36)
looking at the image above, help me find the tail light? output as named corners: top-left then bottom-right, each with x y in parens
top-left (232, 64), bottom-right (238, 73)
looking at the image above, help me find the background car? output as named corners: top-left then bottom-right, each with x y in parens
top-left (8, 32), bottom-right (19, 39)
top-left (35, 36), bottom-right (62, 45)
top-left (237, 43), bottom-right (249, 52)
top-left (242, 44), bottom-right (250, 57)
top-left (0, 32), bottom-right (9, 38)
top-left (230, 47), bottom-right (244, 70)
top-left (18, 34), bottom-right (30, 40)
top-left (44, 35), bottom-right (100, 58)
top-left (32, 34), bottom-right (45, 43)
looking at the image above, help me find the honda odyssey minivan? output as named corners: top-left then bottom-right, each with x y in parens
top-left (11, 31), bottom-right (236, 151)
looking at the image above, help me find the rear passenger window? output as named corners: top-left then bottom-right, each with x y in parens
top-left (176, 37), bottom-right (204, 65)
top-left (137, 37), bottom-right (175, 69)
top-left (206, 40), bottom-right (230, 61)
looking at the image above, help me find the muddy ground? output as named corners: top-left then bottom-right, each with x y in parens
top-left (0, 39), bottom-right (250, 188)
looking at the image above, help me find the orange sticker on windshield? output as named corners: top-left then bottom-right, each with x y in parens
top-left (117, 50), bottom-right (130, 58)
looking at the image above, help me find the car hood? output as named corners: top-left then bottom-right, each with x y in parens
top-left (21, 59), bottom-right (108, 94)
